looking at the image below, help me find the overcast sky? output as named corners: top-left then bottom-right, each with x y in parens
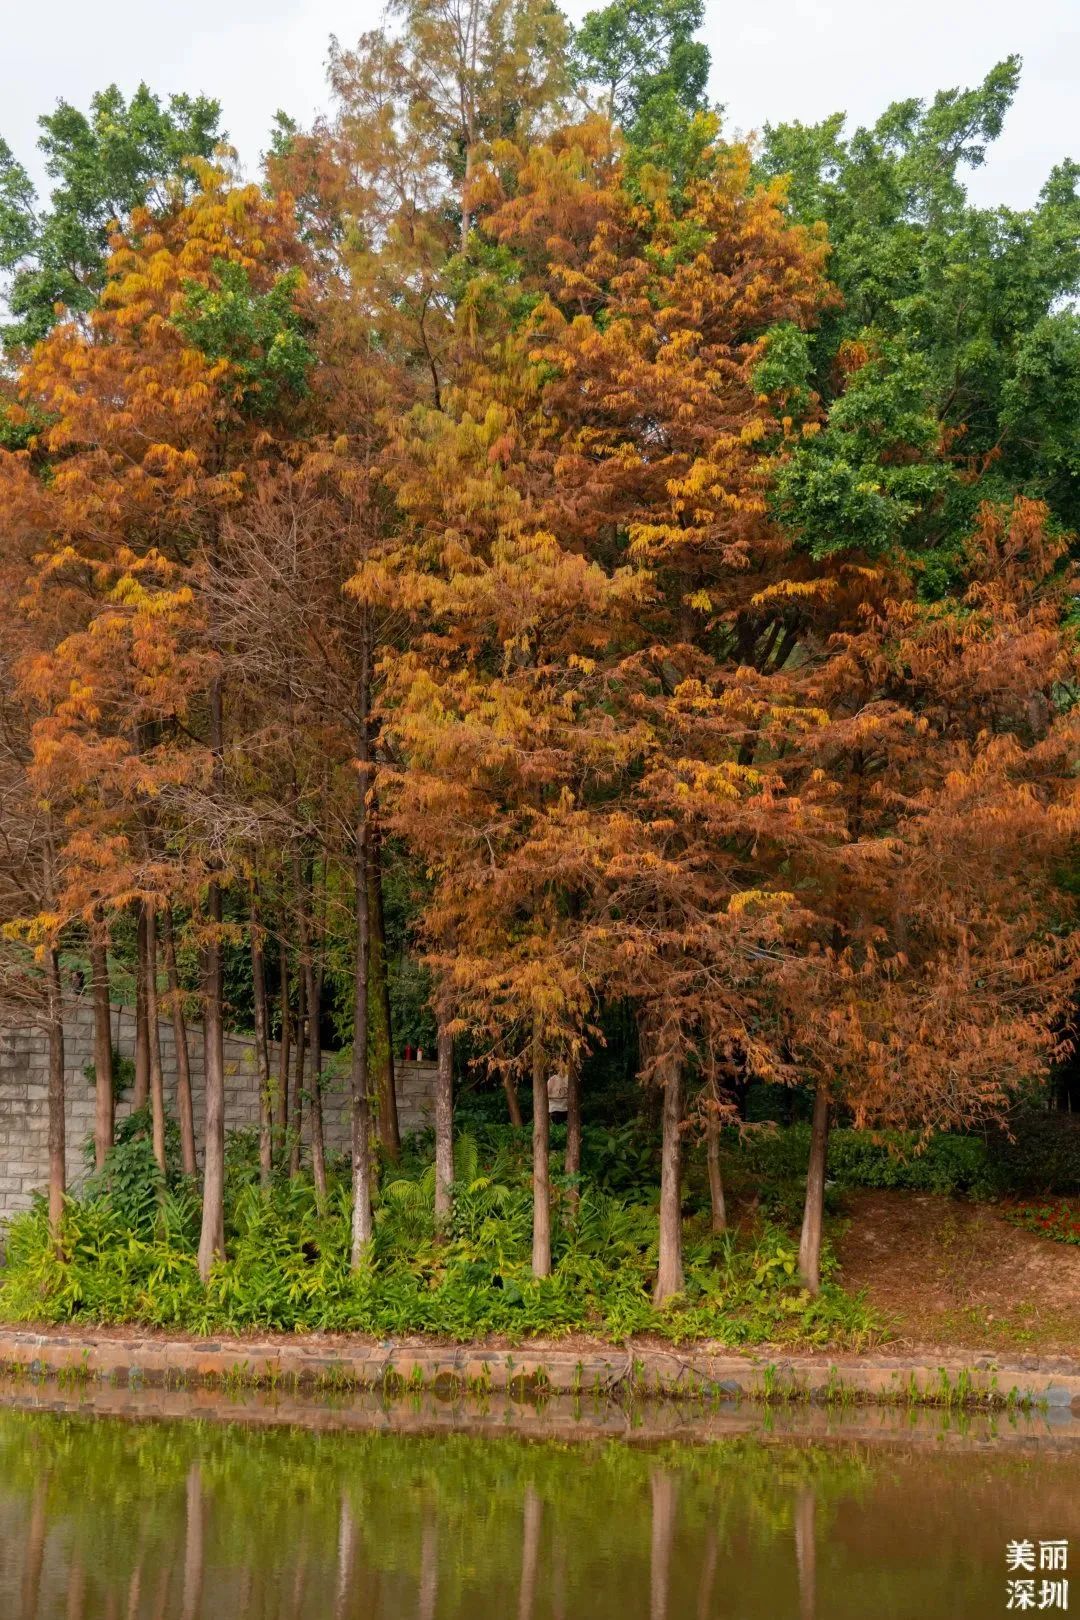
top-left (4, 0), bottom-right (1078, 210)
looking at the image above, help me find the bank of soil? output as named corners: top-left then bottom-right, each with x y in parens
top-left (833, 1190), bottom-right (1080, 1356)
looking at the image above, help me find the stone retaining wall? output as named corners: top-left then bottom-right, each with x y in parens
top-left (3, 1379), bottom-right (1078, 1448)
top-left (0, 999), bottom-right (437, 1216)
top-left (0, 1329), bottom-right (1077, 1415)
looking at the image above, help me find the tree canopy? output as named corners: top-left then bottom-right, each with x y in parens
top-left (0, 11), bottom-right (1077, 1312)
top-left (0, 84), bottom-right (223, 354)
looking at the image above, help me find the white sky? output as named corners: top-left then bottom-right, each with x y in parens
top-left (3, 0), bottom-right (1078, 210)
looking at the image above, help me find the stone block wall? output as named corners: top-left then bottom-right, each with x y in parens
top-left (0, 997), bottom-right (437, 1218)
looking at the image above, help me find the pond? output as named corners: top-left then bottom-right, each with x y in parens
top-left (0, 1385), bottom-right (1076, 1619)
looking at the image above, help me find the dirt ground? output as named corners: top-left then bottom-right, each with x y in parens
top-left (833, 1190), bottom-right (1080, 1356)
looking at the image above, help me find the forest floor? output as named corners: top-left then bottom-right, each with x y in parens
top-left (833, 1190), bottom-right (1080, 1356)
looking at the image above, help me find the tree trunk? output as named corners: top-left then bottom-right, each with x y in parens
top-left (289, 961), bottom-right (306, 1179)
top-left (145, 906), bottom-right (167, 1175)
top-left (276, 937), bottom-right (291, 1143)
top-left (705, 1101), bottom-right (726, 1235)
top-left (502, 1072), bottom-right (524, 1128)
top-left (293, 855), bottom-right (326, 1204)
top-left (654, 1064), bottom-right (684, 1304)
top-left (45, 945), bottom-right (65, 1244)
top-left (306, 954), bottom-right (327, 1208)
top-left (434, 1017), bottom-right (454, 1230)
top-left (798, 1082), bottom-right (830, 1294)
top-left (162, 909), bottom-right (196, 1176)
top-left (197, 676), bottom-right (226, 1282)
top-left (133, 902), bottom-right (150, 1108)
top-left (531, 1030), bottom-right (551, 1278)
top-left (350, 627), bottom-right (375, 1267)
top-left (250, 891), bottom-right (273, 1190)
top-left (564, 1055), bottom-right (581, 1214)
top-left (368, 828), bottom-right (400, 1160)
top-left (197, 879), bottom-right (226, 1280)
top-left (89, 930), bottom-right (113, 1170)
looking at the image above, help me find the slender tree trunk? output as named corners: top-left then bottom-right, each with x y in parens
top-left (161, 909), bottom-right (196, 1177)
top-left (434, 1017), bottom-right (454, 1230)
top-left (654, 1064), bottom-right (684, 1304)
top-left (705, 1089), bottom-right (726, 1235)
top-left (306, 954), bottom-right (327, 1208)
top-left (350, 626), bottom-right (375, 1268)
top-left (145, 906), bottom-right (167, 1175)
top-left (368, 827), bottom-right (400, 1160)
top-left (89, 929), bottom-right (113, 1170)
top-left (564, 1055), bottom-right (581, 1213)
top-left (289, 963), bottom-right (306, 1179)
top-left (531, 1030), bottom-right (551, 1278)
top-left (798, 1082), bottom-right (831, 1294)
top-left (251, 889), bottom-right (273, 1190)
top-left (502, 1072), bottom-right (524, 1128)
top-left (296, 856), bottom-right (327, 1206)
top-left (276, 937), bottom-right (291, 1143)
top-left (133, 902), bottom-right (150, 1108)
top-left (197, 678), bottom-right (226, 1283)
top-left (45, 945), bottom-right (66, 1244)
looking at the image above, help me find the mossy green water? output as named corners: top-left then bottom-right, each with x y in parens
top-left (0, 1402), bottom-right (1075, 1617)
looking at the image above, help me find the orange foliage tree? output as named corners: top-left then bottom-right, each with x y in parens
top-left (1, 160), bottom-right (313, 1273)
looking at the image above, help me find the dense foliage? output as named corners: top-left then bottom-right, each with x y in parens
top-left (0, 0), bottom-right (1078, 1326)
top-left (0, 1123), bottom-right (875, 1346)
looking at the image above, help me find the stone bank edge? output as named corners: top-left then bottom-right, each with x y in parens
top-left (0, 1329), bottom-right (1078, 1414)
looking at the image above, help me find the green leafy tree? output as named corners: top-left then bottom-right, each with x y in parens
top-left (170, 261), bottom-right (314, 416)
top-left (0, 83), bottom-right (222, 352)
top-left (571, 0), bottom-right (715, 193)
top-left (759, 59), bottom-right (1080, 550)
top-left (572, 0), bottom-right (709, 130)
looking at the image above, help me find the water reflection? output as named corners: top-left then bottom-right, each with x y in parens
top-left (794, 1487), bottom-right (816, 1620)
top-left (649, 1469), bottom-right (677, 1620)
top-left (0, 1392), bottom-right (1076, 1620)
top-left (181, 1466), bottom-right (201, 1620)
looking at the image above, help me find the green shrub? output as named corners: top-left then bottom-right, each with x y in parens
top-left (0, 1127), bottom-right (879, 1350)
top-left (984, 1111), bottom-right (1080, 1196)
top-left (729, 1123), bottom-right (1002, 1199)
